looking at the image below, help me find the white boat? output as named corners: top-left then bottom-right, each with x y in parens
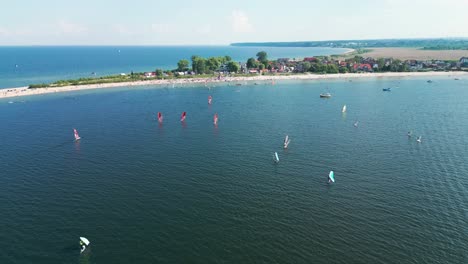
top-left (73, 128), bottom-right (81, 141)
top-left (283, 135), bottom-right (290, 149)
top-left (274, 152), bottom-right (279, 163)
top-left (342, 105), bottom-right (347, 113)
top-left (320, 93), bottom-right (331, 98)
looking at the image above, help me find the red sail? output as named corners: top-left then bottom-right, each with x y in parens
top-left (157, 112), bottom-right (163, 123)
top-left (180, 111), bottom-right (187, 122)
top-left (213, 113), bottom-right (218, 125)
top-left (73, 128), bottom-right (81, 141)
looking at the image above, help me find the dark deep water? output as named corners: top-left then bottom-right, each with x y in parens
top-left (0, 77), bottom-right (467, 263)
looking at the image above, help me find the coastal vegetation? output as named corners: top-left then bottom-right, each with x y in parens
top-left (28, 50), bottom-right (468, 89)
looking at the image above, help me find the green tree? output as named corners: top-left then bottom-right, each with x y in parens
top-left (377, 58), bottom-right (385, 72)
top-left (326, 64), bottom-right (339, 73)
top-left (155, 69), bottom-right (163, 78)
top-left (177, 59), bottom-right (190, 72)
top-left (302, 62), bottom-right (311, 72)
top-left (206, 57), bottom-right (221, 72)
top-left (191, 55), bottom-right (208, 74)
top-left (227, 61), bottom-right (240, 73)
top-left (224, 55), bottom-right (232, 62)
top-left (256, 51), bottom-right (268, 62)
top-left (247, 57), bottom-right (258, 69)
top-left (259, 64), bottom-right (265, 71)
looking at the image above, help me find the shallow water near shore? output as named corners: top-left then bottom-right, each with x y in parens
top-left (0, 77), bottom-right (467, 263)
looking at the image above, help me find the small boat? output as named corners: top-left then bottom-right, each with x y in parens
top-left (320, 93), bottom-right (331, 98)
top-left (354, 121), bottom-right (359, 127)
top-left (382, 88), bottom-right (391, 91)
top-left (283, 135), bottom-right (291, 149)
top-left (157, 112), bottom-right (163, 123)
top-left (328, 171), bottom-right (335, 183)
top-left (80, 237), bottom-right (90, 254)
top-left (274, 152), bottom-right (279, 163)
top-left (180, 112), bottom-right (187, 122)
top-left (236, 83), bottom-right (242, 86)
top-left (427, 80), bottom-right (433, 83)
top-left (454, 78), bottom-right (459, 81)
top-left (213, 113), bottom-right (218, 125)
top-left (73, 128), bottom-right (81, 141)
top-left (208, 95), bottom-right (212, 105)
top-left (342, 105), bottom-right (347, 113)
top-left (416, 136), bottom-right (422, 143)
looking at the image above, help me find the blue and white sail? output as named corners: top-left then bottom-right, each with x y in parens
top-left (274, 152), bottom-right (279, 163)
top-left (328, 171), bottom-right (335, 183)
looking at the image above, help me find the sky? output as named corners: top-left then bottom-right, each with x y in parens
top-left (0, 0), bottom-right (467, 45)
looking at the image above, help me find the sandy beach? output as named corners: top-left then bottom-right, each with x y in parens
top-left (1, 71), bottom-right (467, 99)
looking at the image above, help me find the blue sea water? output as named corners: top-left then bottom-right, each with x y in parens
top-left (0, 75), bottom-right (467, 263)
top-left (0, 46), bottom-right (350, 89)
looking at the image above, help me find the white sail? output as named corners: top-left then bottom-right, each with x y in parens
top-left (283, 135), bottom-right (290, 149)
top-left (342, 105), bottom-right (347, 113)
top-left (274, 152), bottom-right (279, 162)
top-left (80, 237), bottom-right (90, 246)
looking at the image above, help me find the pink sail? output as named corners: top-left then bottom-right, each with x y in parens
top-left (208, 95), bottom-right (212, 105)
top-left (213, 113), bottom-right (218, 125)
top-left (180, 111), bottom-right (187, 122)
top-left (73, 128), bottom-right (81, 141)
top-left (158, 112), bottom-right (163, 123)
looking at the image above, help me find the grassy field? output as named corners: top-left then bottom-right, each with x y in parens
top-left (361, 48), bottom-right (468, 60)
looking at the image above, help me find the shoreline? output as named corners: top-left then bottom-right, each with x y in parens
top-left (1, 71), bottom-right (467, 99)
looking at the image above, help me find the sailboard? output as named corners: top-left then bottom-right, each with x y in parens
top-left (73, 128), bottom-right (81, 141)
top-left (354, 121), bottom-right (359, 127)
top-left (283, 135), bottom-right (290, 149)
top-left (417, 136), bottom-right (422, 143)
top-left (328, 171), bottom-right (335, 183)
top-left (180, 111), bottom-right (187, 122)
top-left (274, 152), bottom-right (279, 163)
top-left (342, 105), bottom-right (347, 113)
top-left (157, 112), bottom-right (163, 123)
top-left (208, 95), bottom-right (212, 105)
top-left (213, 113), bottom-right (218, 125)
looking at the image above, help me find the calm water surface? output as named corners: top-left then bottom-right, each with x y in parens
top-left (0, 77), bottom-right (467, 263)
top-left (0, 46), bottom-right (350, 88)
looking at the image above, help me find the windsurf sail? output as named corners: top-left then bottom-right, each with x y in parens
top-left (417, 136), bottom-right (422, 143)
top-left (407, 131), bottom-right (412, 137)
top-left (180, 112), bottom-right (186, 122)
top-left (342, 105), bottom-right (347, 113)
top-left (274, 152), bottom-right (279, 163)
top-left (213, 113), bottom-right (218, 125)
top-left (208, 95), bottom-right (212, 104)
top-left (283, 135), bottom-right (290, 149)
top-left (73, 128), bottom-right (81, 141)
top-left (157, 112), bottom-right (163, 123)
top-left (354, 121), bottom-right (359, 127)
top-left (328, 171), bottom-right (335, 183)
top-left (80, 237), bottom-right (89, 254)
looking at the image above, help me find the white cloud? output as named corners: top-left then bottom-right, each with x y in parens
top-left (57, 20), bottom-right (87, 34)
top-left (229, 10), bottom-right (254, 33)
top-left (196, 24), bottom-right (212, 35)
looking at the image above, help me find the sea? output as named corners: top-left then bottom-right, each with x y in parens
top-left (0, 46), bottom-right (350, 89)
top-left (0, 47), bottom-right (467, 264)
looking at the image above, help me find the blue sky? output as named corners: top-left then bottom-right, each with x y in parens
top-left (0, 0), bottom-right (467, 45)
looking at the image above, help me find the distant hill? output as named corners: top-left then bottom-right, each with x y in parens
top-left (231, 38), bottom-right (468, 50)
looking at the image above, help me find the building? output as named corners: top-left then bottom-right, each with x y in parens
top-left (303, 57), bottom-right (318, 62)
top-left (460, 57), bottom-right (468, 67)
